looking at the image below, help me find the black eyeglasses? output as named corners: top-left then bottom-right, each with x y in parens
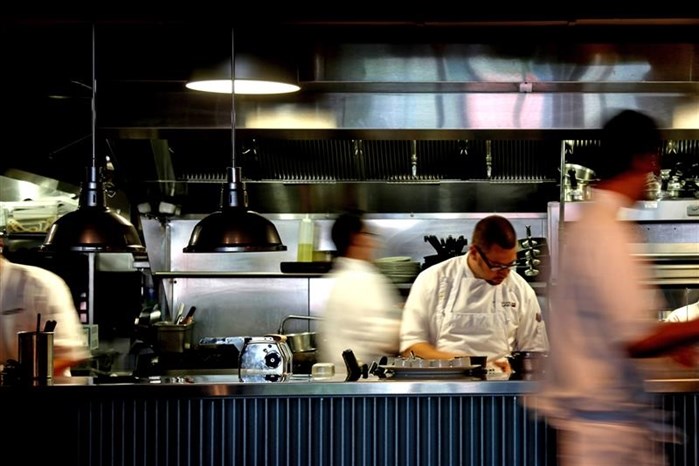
top-left (474, 246), bottom-right (517, 271)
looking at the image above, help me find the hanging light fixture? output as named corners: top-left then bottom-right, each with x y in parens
top-left (185, 48), bottom-right (300, 95)
top-left (41, 25), bottom-right (146, 254)
top-left (183, 28), bottom-right (287, 253)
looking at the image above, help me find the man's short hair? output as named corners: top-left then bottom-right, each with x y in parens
top-left (471, 215), bottom-right (517, 251)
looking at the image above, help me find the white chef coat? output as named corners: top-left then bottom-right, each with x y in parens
top-left (318, 257), bottom-right (402, 370)
top-left (665, 301), bottom-right (699, 322)
top-left (400, 252), bottom-right (548, 361)
top-left (0, 257), bottom-right (89, 369)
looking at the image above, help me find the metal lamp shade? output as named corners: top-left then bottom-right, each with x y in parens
top-left (185, 54), bottom-right (300, 95)
top-left (41, 206), bottom-right (146, 253)
top-left (40, 166), bottom-right (146, 254)
top-left (183, 206), bottom-right (287, 253)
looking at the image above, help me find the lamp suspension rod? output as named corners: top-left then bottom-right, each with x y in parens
top-left (90, 23), bottom-right (97, 169)
top-left (230, 26), bottom-right (236, 171)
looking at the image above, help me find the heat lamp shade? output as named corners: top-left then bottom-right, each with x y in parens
top-left (41, 207), bottom-right (146, 253)
top-left (185, 54), bottom-right (300, 95)
top-left (183, 207), bottom-right (287, 253)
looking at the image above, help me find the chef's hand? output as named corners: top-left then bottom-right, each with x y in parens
top-left (492, 357), bottom-right (512, 374)
top-left (402, 343), bottom-right (465, 360)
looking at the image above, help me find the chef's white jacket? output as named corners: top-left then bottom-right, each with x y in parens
top-left (400, 253), bottom-right (548, 361)
top-left (318, 257), bottom-right (403, 370)
top-left (0, 257), bottom-right (89, 369)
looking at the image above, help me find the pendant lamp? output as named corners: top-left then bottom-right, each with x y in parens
top-left (185, 52), bottom-right (299, 95)
top-left (41, 25), bottom-right (146, 254)
top-left (183, 29), bottom-right (286, 253)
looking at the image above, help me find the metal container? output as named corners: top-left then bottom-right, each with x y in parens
top-left (17, 331), bottom-right (53, 381)
top-left (509, 351), bottom-right (549, 374)
top-left (153, 322), bottom-right (194, 353)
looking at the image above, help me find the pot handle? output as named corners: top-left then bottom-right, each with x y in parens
top-left (264, 333), bottom-right (288, 342)
top-left (278, 314), bottom-right (323, 334)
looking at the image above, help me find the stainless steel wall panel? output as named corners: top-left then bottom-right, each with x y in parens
top-left (170, 277), bottom-right (309, 339)
top-left (143, 214), bottom-right (548, 336)
top-left (147, 213), bottom-right (547, 274)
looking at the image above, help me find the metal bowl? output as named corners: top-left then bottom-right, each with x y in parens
top-left (285, 331), bottom-right (317, 353)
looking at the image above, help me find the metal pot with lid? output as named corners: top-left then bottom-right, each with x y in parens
top-left (562, 163), bottom-right (597, 202)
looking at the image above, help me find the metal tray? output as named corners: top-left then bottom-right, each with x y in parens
top-left (379, 364), bottom-right (479, 378)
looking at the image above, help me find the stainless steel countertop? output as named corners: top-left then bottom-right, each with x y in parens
top-left (5, 371), bottom-right (699, 396)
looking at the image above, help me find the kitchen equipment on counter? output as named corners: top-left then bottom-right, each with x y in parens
top-left (153, 321), bottom-right (195, 353)
top-left (280, 261), bottom-right (333, 274)
top-left (379, 355), bottom-right (482, 378)
top-left (311, 362), bottom-right (335, 379)
top-left (645, 172), bottom-right (663, 200)
top-left (238, 335), bottom-right (293, 381)
top-left (278, 314), bottom-right (321, 353)
top-left (422, 234), bottom-right (467, 270)
top-left (18, 330), bottom-right (54, 382)
top-left (278, 314), bottom-right (322, 374)
top-left (176, 306), bottom-right (197, 325)
top-left (374, 256), bottom-right (421, 284)
top-left (562, 163), bottom-right (596, 202)
top-left (508, 351), bottom-right (549, 379)
top-left (516, 225), bottom-right (550, 282)
top-left (517, 225), bottom-right (548, 251)
top-left (342, 348), bottom-right (368, 381)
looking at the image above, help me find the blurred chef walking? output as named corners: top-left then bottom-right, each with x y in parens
top-left (0, 233), bottom-right (89, 376)
top-left (318, 210), bottom-right (402, 371)
top-left (400, 214), bottom-right (549, 372)
top-left (537, 109), bottom-right (699, 466)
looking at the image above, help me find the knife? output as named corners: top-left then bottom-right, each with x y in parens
top-left (181, 306), bottom-right (197, 325)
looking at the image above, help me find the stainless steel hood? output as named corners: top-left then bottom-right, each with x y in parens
top-left (96, 28), bottom-right (699, 135)
top-left (3, 16), bottom-right (699, 217)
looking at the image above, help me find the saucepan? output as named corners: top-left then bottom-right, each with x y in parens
top-left (278, 315), bottom-right (322, 353)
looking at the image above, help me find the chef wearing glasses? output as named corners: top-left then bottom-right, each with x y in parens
top-left (400, 215), bottom-right (549, 372)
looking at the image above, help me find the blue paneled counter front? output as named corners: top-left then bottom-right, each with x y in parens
top-left (3, 374), bottom-right (699, 466)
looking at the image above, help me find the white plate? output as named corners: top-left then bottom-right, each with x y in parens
top-left (375, 256), bottom-right (412, 263)
top-left (379, 364), bottom-right (480, 378)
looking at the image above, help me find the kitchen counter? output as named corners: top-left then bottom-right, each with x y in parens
top-left (4, 371), bottom-right (699, 466)
top-left (8, 355), bottom-right (699, 393)
top-left (6, 371), bottom-right (699, 395)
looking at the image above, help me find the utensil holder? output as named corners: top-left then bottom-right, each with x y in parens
top-left (154, 322), bottom-right (194, 353)
top-left (17, 331), bottom-right (54, 380)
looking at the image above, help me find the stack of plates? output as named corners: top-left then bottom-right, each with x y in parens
top-left (374, 256), bottom-right (421, 284)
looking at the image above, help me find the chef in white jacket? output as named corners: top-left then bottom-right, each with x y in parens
top-left (0, 234), bottom-right (89, 376)
top-left (318, 210), bottom-right (403, 371)
top-left (400, 215), bottom-right (548, 372)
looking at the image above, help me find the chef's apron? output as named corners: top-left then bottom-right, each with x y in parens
top-left (435, 265), bottom-right (514, 361)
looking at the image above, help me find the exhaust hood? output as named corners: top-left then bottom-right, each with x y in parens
top-left (3, 17), bottom-right (699, 218)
